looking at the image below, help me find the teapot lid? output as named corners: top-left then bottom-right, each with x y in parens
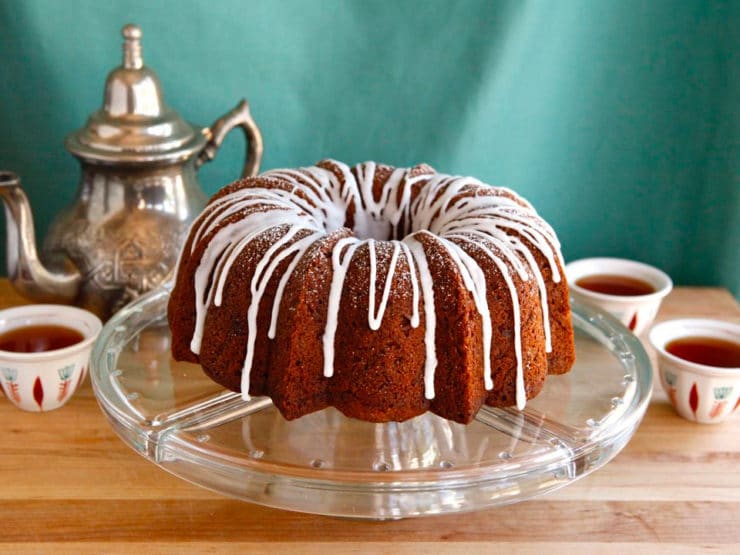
top-left (65, 24), bottom-right (206, 164)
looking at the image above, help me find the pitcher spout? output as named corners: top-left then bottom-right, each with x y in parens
top-left (0, 171), bottom-right (81, 303)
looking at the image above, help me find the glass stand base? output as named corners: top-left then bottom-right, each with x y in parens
top-left (92, 288), bottom-right (652, 519)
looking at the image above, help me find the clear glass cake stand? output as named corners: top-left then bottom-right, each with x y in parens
top-left (91, 287), bottom-right (652, 519)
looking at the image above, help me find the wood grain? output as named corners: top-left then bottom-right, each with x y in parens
top-left (0, 280), bottom-right (738, 553)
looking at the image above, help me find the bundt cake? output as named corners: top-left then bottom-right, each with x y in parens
top-left (168, 160), bottom-right (575, 424)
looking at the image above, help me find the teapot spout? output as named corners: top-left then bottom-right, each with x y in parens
top-left (0, 172), bottom-right (81, 303)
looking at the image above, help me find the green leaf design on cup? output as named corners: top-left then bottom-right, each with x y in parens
top-left (1, 367), bottom-right (17, 382)
top-left (713, 386), bottom-right (733, 401)
top-left (57, 364), bottom-right (75, 381)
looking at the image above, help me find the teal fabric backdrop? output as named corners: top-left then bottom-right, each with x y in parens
top-left (0, 0), bottom-right (738, 295)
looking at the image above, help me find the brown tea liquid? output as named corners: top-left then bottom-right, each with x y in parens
top-left (575, 274), bottom-right (655, 296)
top-left (0, 325), bottom-right (84, 353)
top-left (666, 336), bottom-right (740, 368)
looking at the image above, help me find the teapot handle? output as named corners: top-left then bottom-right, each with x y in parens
top-left (196, 99), bottom-right (263, 178)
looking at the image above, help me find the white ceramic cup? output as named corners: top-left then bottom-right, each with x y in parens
top-left (0, 304), bottom-right (102, 412)
top-left (650, 319), bottom-right (740, 424)
top-left (565, 257), bottom-right (673, 335)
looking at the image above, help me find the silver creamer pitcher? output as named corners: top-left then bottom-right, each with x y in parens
top-left (0, 24), bottom-right (263, 320)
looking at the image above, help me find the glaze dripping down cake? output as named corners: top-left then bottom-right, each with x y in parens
top-left (168, 160), bottom-right (575, 423)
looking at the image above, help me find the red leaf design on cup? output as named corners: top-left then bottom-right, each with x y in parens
top-left (628, 313), bottom-right (638, 331)
top-left (710, 402), bottom-right (726, 419)
top-left (689, 383), bottom-right (699, 417)
top-left (733, 397), bottom-right (740, 413)
top-left (33, 377), bottom-right (44, 409)
top-left (76, 366), bottom-right (86, 391)
top-left (58, 379), bottom-right (70, 403)
top-left (8, 382), bottom-right (21, 404)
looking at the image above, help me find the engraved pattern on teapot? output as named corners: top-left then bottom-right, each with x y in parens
top-left (39, 165), bottom-right (203, 319)
top-left (53, 215), bottom-right (185, 311)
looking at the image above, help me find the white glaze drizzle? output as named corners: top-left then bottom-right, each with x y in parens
top-left (433, 234), bottom-right (493, 391)
top-left (178, 160), bottom-right (566, 410)
top-left (323, 237), bottom-right (360, 378)
top-left (448, 234), bottom-right (526, 408)
top-left (368, 239), bottom-right (402, 331)
top-left (404, 233), bottom-right (437, 399)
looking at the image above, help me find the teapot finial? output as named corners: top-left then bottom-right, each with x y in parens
top-left (122, 24), bottom-right (143, 69)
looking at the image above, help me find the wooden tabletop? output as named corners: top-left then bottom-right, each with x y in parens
top-left (0, 280), bottom-right (738, 554)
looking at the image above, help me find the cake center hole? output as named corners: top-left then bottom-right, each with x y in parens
top-left (351, 213), bottom-right (394, 241)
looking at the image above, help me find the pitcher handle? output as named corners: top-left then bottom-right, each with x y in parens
top-left (196, 99), bottom-right (263, 178)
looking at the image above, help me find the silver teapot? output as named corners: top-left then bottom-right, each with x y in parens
top-left (0, 24), bottom-right (263, 320)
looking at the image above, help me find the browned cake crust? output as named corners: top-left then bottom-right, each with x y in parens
top-left (169, 160), bottom-right (575, 423)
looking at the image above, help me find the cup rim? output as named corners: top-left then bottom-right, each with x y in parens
top-left (0, 304), bottom-right (102, 361)
top-left (649, 318), bottom-right (740, 376)
top-left (565, 257), bottom-right (673, 304)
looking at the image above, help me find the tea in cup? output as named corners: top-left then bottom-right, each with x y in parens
top-left (650, 318), bottom-right (740, 423)
top-left (0, 304), bottom-right (102, 412)
top-left (565, 257), bottom-right (672, 335)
